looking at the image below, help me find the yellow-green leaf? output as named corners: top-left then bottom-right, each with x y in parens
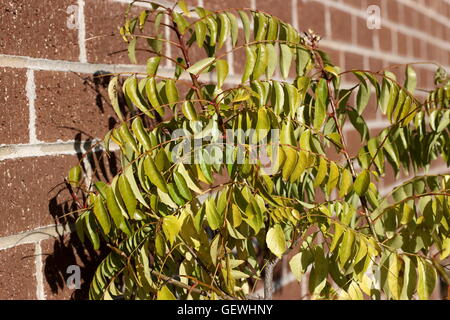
top-left (162, 215), bottom-right (181, 246)
top-left (186, 57), bottom-right (215, 75)
top-left (216, 59), bottom-right (229, 89)
top-left (354, 169), bottom-right (370, 196)
top-left (266, 224), bottom-right (286, 258)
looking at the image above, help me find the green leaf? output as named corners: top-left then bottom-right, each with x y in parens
top-left (290, 151), bottom-right (307, 183)
top-left (387, 254), bottom-right (403, 300)
top-left (289, 251), bottom-right (313, 282)
top-left (146, 56), bottom-right (161, 77)
top-left (256, 108), bottom-right (270, 142)
top-left (118, 174), bottom-right (137, 217)
top-left (313, 79), bottom-right (328, 130)
top-left (226, 12), bottom-right (238, 46)
top-left (339, 168), bottom-right (353, 198)
top-left (173, 172), bottom-right (192, 201)
top-left (280, 44), bottom-right (293, 79)
top-left (157, 285), bottom-right (176, 300)
top-left (252, 44), bottom-right (268, 80)
top-left (124, 76), bottom-right (152, 117)
top-left (417, 258), bottom-right (436, 300)
top-left (314, 157), bottom-right (327, 187)
top-left (217, 13), bottom-right (230, 49)
top-left (265, 44), bottom-right (277, 79)
top-left (206, 198), bottom-right (223, 230)
top-left (339, 229), bottom-right (355, 267)
top-left (242, 45), bottom-right (256, 83)
top-left (348, 107), bottom-right (369, 142)
top-left (93, 195), bottom-right (111, 234)
top-left (85, 210), bottom-right (100, 250)
top-left (405, 65), bottom-right (417, 94)
top-left (356, 79), bottom-right (370, 115)
top-left (195, 20), bottom-right (207, 48)
top-left (326, 161), bottom-right (339, 196)
top-left (124, 165), bottom-right (149, 208)
top-left (440, 238), bottom-right (450, 260)
top-left (216, 59), bottom-right (229, 89)
top-left (108, 76), bottom-right (124, 121)
top-left (238, 11), bottom-right (250, 43)
top-left (354, 169), bottom-right (370, 196)
top-left (177, 163), bottom-right (202, 193)
top-left (266, 224), bottom-right (286, 258)
top-left (105, 186), bottom-right (130, 235)
top-left (167, 183), bottom-right (185, 206)
top-left (144, 156), bottom-right (168, 193)
top-left (165, 79), bottom-right (179, 109)
top-left (162, 215), bottom-right (181, 246)
top-left (178, 0), bottom-right (190, 16)
top-left (128, 38), bottom-right (137, 64)
top-left (68, 165), bottom-right (82, 187)
top-left (281, 147), bottom-right (298, 182)
top-left (186, 57), bottom-right (215, 75)
top-left (131, 117), bottom-right (152, 151)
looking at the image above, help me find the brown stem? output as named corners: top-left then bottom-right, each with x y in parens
top-left (167, 9), bottom-right (205, 104)
top-left (263, 255), bottom-right (280, 300)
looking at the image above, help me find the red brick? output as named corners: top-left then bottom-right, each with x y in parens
top-left (85, 0), bottom-right (163, 64)
top-left (369, 57), bottom-right (385, 72)
top-left (330, 8), bottom-right (352, 43)
top-left (0, 244), bottom-right (36, 299)
top-left (0, 67), bottom-right (29, 144)
top-left (0, 0), bottom-right (79, 61)
top-left (344, 52), bottom-right (365, 71)
top-left (297, 1), bottom-right (326, 37)
top-left (320, 46), bottom-right (341, 68)
top-left (341, 0), bottom-right (365, 9)
top-left (255, 0), bottom-right (291, 25)
top-left (411, 38), bottom-right (422, 59)
top-left (377, 25), bottom-right (392, 52)
top-left (273, 279), bottom-right (302, 300)
top-left (41, 233), bottom-right (108, 300)
top-left (397, 32), bottom-right (408, 56)
top-left (0, 155), bottom-right (80, 237)
top-left (357, 17), bottom-right (374, 49)
top-left (386, 0), bottom-right (399, 22)
top-left (203, 0), bottom-right (250, 12)
top-left (34, 71), bottom-right (116, 142)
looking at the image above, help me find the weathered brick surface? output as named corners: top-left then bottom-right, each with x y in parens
top-left (256, 0), bottom-right (291, 25)
top-left (0, 155), bottom-right (80, 237)
top-left (0, 0), bottom-right (450, 301)
top-left (85, 0), bottom-right (163, 65)
top-left (0, 244), bottom-right (36, 299)
top-left (273, 279), bottom-right (302, 300)
top-left (35, 70), bottom-right (117, 142)
top-left (297, 1), bottom-right (326, 37)
top-left (41, 234), bottom-right (108, 300)
top-left (0, 0), bottom-right (79, 61)
top-left (330, 8), bottom-right (352, 42)
top-left (0, 67), bottom-right (29, 145)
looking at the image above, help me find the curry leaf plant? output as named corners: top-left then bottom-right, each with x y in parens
top-left (66, 1), bottom-right (450, 300)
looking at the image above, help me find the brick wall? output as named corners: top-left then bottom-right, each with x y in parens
top-left (0, 0), bottom-right (449, 300)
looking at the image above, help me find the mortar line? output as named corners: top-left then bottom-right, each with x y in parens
top-left (77, 0), bottom-right (87, 63)
top-left (0, 224), bottom-right (73, 251)
top-left (291, 0), bottom-right (299, 30)
top-left (311, 0), bottom-right (450, 52)
top-left (35, 241), bottom-right (46, 300)
top-left (26, 69), bottom-right (38, 144)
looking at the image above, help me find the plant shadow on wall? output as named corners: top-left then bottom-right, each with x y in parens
top-left (60, 0), bottom-right (450, 300)
top-left (44, 73), bottom-right (124, 299)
